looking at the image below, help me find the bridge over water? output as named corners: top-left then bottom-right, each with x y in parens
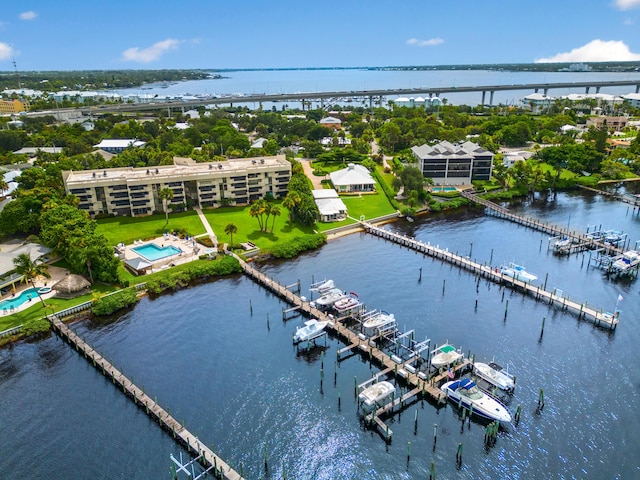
top-left (78, 79), bottom-right (640, 114)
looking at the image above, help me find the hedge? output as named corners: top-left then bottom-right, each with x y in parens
top-left (92, 288), bottom-right (140, 316)
top-left (269, 234), bottom-right (327, 259)
top-left (145, 256), bottom-right (242, 295)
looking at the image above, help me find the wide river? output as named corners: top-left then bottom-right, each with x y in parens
top-left (2, 189), bottom-right (640, 479)
top-left (115, 68), bottom-right (640, 108)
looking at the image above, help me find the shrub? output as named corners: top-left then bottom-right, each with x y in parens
top-left (92, 288), bottom-right (139, 316)
top-left (269, 234), bottom-right (326, 259)
top-left (21, 317), bottom-right (51, 336)
top-left (145, 256), bottom-right (242, 294)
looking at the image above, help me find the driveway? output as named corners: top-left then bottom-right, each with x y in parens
top-left (299, 158), bottom-right (325, 190)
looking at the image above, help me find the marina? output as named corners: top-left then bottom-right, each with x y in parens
top-left (3, 189), bottom-right (640, 479)
top-left (361, 221), bottom-right (620, 329)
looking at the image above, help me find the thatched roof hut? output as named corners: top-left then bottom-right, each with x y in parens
top-left (52, 274), bottom-right (91, 299)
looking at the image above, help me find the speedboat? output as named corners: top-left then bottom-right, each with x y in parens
top-left (500, 262), bottom-right (538, 283)
top-left (333, 292), bottom-right (360, 313)
top-left (441, 378), bottom-right (511, 423)
top-left (293, 319), bottom-right (330, 344)
top-left (552, 237), bottom-right (572, 255)
top-left (473, 361), bottom-right (515, 392)
top-left (362, 311), bottom-right (396, 334)
top-left (431, 344), bottom-right (463, 369)
top-left (358, 381), bottom-right (395, 407)
top-left (309, 279), bottom-right (335, 294)
top-left (611, 251), bottom-right (640, 275)
top-left (310, 288), bottom-right (346, 308)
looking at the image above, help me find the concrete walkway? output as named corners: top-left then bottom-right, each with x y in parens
top-left (299, 158), bottom-right (325, 189)
top-left (195, 207), bottom-right (218, 247)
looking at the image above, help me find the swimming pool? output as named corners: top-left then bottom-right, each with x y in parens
top-left (0, 287), bottom-right (39, 311)
top-left (132, 243), bottom-right (182, 262)
top-left (431, 187), bottom-right (458, 193)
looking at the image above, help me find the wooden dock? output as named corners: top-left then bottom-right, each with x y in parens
top-left (238, 259), bottom-right (465, 397)
top-left (461, 191), bottom-right (625, 255)
top-left (578, 184), bottom-right (640, 208)
top-left (361, 222), bottom-right (619, 330)
top-left (47, 315), bottom-right (243, 480)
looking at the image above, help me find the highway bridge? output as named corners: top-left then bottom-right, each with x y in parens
top-left (35, 79), bottom-right (640, 117)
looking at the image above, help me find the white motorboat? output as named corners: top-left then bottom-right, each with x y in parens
top-left (473, 361), bottom-right (515, 392)
top-left (358, 381), bottom-right (395, 407)
top-left (431, 344), bottom-right (463, 369)
top-left (441, 378), bottom-right (512, 423)
top-left (293, 319), bottom-right (330, 344)
top-left (333, 292), bottom-right (360, 313)
top-left (362, 311), bottom-right (396, 333)
top-left (310, 288), bottom-right (346, 308)
top-left (499, 262), bottom-right (538, 283)
top-left (309, 279), bottom-right (335, 294)
top-left (552, 237), bottom-right (572, 255)
top-left (611, 251), bottom-right (640, 275)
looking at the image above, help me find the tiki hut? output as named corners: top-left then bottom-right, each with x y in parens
top-left (52, 274), bottom-right (91, 299)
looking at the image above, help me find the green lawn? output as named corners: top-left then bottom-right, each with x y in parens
top-left (96, 211), bottom-right (206, 246)
top-left (0, 283), bottom-right (116, 332)
top-left (202, 202), bottom-right (315, 251)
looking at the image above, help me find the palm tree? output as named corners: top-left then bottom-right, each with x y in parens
top-left (158, 187), bottom-right (174, 226)
top-left (0, 178), bottom-right (8, 196)
top-left (269, 205), bottom-right (281, 233)
top-left (282, 191), bottom-right (301, 221)
top-left (224, 223), bottom-right (238, 249)
top-left (13, 253), bottom-right (51, 307)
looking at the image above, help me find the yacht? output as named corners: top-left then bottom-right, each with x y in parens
top-left (441, 378), bottom-right (512, 423)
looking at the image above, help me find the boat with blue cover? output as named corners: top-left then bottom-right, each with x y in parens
top-left (441, 378), bottom-right (512, 423)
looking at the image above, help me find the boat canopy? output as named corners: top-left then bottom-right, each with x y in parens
top-left (440, 345), bottom-right (456, 353)
top-left (459, 378), bottom-right (476, 390)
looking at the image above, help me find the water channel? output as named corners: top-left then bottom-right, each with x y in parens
top-left (1, 190), bottom-right (640, 479)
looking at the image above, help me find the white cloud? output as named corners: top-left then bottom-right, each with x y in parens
top-left (614, 0), bottom-right (640, 10)
top-left (122, 39), bottom-right (181, 63)
top-left (0, 42), bottom-right (14, 60)
top-left (407, 37), bottom-right (444, 47)
top-left (19, 11), bottom-right (37, 20)
top-left (535, 39), bottom-right (640, 62)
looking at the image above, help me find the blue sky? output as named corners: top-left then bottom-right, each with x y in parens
top-left (1, 0), bottom-right (640, 71)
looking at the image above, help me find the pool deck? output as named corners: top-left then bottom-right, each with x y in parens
top-left (120, 234), bottom-right (207, 272)
top-left (0, 265), bottom-right (67, 315)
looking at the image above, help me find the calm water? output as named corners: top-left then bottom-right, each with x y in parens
top-left (115, 69), bottom-right (640, 107)
top-left (2, 191), bottom-right (640, 479)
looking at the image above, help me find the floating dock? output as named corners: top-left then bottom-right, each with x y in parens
top-left (361, 222), bottom-right (618, 330)
top-left (47, 315), bottom-right (243, 480)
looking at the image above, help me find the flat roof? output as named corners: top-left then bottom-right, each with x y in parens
top-left (63, 155), bottom-right (289, 186)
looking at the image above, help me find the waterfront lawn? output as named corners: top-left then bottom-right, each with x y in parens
top-left (0, 283), bottom-right (115, 332)
top-left (96, 211), bottom-right (206, 246)
top-left (202, 203), bottom-right (315, 250)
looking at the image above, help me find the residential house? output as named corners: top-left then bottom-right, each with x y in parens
top-left (319, 116), bottom-right (342, 130)
top-left (329, 163), bottom-right (375, 193)
top-left (312, 189), bottom-right (347, 222)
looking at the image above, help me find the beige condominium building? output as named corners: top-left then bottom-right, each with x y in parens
top-left (62, 155), bottom-right (291, 217)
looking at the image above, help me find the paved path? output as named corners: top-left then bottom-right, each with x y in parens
top-left (195, 207), bottom-right (218, 247)
top-left (299, 158), bottom-right (325, 189)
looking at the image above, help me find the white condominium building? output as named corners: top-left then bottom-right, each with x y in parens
top-left (62, 155), bottom-right (291, 217)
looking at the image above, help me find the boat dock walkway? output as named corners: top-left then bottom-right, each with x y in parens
top-left (461, 191), bottom-right (624, 255)
top-left (578, 184), bottom-right (640, 208)
top-left (237, 257), bottom-right (476, 437)
top-left (361, 222), bottom-right (619, 330)
top-left (47, 315), bottom-right (243, 480)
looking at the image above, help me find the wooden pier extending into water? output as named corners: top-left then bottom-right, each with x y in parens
top-left (47, 315), bottom-right (243, 480)
top-left (578, 184), bottom-right (640, 209)
top-left (361, 222), bottom-right (619, 330)
top-left (461, 191), bottom-right (625, 255)
top-left (237, 257), bottom-right (474, 439)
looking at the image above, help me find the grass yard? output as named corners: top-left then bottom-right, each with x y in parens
top-left (96, 211), bottom-right (206, 246)
top-left (0, 283), bottom-right (116, 332)
top-left (202, 202), bottom-right (315, 251)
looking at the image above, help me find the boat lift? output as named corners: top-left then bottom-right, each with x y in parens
top-left (169, 452), bottom-right (215, 480)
